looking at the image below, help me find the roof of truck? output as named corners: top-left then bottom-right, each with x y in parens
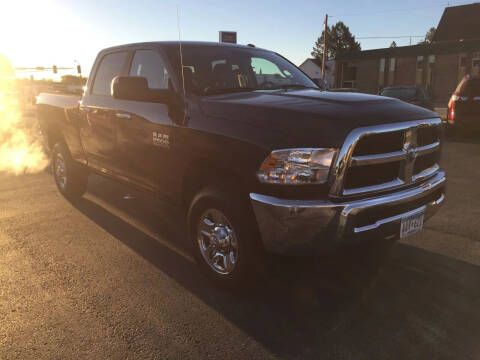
top-left (101, 41), bottom-right (268, 52)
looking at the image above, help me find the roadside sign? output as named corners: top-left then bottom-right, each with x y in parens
top-left (219, 31), bottom-right (237, 44)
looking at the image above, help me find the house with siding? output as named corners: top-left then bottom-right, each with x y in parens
top-left (298, 58), bottom-right (335, 88)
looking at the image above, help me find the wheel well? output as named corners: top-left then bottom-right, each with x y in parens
top-left (182, 160), bottom-right (250, 211)
top-left (183, 161), bottom-right (265, 255)
top-left (46, 127), bottom-right (64, 151)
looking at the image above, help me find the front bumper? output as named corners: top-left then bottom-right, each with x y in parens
top-left (250, 170), bottom-right (446, 255)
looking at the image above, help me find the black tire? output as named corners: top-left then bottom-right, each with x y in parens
top-left (187, 189), bottom-right (264, 289)
top-left (52, 142), bottom-right (88, 201)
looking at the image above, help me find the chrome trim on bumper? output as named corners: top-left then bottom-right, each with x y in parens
top-left (250, 170), bottom-right (446, 255)
top-left (353, 193), bottom-right (444, 234)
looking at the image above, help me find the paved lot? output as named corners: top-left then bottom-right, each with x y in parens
top-left (1, 140), bottom-right (480, 359)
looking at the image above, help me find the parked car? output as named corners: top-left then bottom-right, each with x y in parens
top-left (329, 87), bottom-right (359, 93)
top-left (379, 86), bottom-right (434, 110)
top-left (36, 41), bottom-right (446, 287)
top-left (447, 75), bottom-right (480, 130)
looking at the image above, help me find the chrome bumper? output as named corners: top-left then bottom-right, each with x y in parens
top-left (250, 170), bottom-right (446, 255)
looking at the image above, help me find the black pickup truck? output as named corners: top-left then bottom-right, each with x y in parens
top-left (37, 41), bottom-right (446, 286)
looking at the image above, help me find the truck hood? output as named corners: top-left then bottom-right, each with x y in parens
top-left (199, 89), bottom-right (438, 149)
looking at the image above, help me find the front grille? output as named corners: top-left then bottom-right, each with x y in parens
top-left (344, 161), bottom-right (401, 189)
top-left (331, 118), bottom-right (442, 197)
top-left (413, 152), bottom-right (438, 174)
top-left (417, 126), bottom-right (440, 146)
top-left (353, 130), bottom-right (404, 156)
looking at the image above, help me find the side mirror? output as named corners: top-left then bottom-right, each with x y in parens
top-left (111, 76), bottom-right (171, 103)
top-left (313, 78), bottom-right (327, 90)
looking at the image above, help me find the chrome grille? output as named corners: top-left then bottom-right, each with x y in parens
top-left (330, 118), bottom-right (442, 197)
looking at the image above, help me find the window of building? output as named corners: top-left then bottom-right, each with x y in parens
top-left (378, 58), bottom-right (385, 87)
top-left (473, 52), bottom-right (480, 67)
top-left (129, 50), bottom-right (169, 89)
top-left (416, 56), bottom-right (424, 70)
top-left (342, 65), bottom-right (357, 88)
top-left (426, 55), bottom-right (435, 88)
top-left (460, 56), bottom-right (467, 68)
top-left (389, 58), bottom-right (396, 71)
top-left (473, 52), bottom-right (480, 76)
top-left (415, 56), bottom-right (424, 85)
top-left (92, 51), bottom-right (128, 95)
top-left (387, 58), bottom-right (396, 85)
top-left (379, 58), bottom-right (385, 71)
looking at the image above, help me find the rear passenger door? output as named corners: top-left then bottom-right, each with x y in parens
top-left (114, 48), bottom-right (175, 194)
top-left (80, 51), bottom-right (128, 175)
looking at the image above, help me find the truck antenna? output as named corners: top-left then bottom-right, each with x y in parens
top-left (177, 5), bottom-right (186, 98)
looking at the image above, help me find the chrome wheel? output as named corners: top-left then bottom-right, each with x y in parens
top-left (54, 152), bottom-right (67, 190)
top-left (197, 208), bottom-right (239, 275)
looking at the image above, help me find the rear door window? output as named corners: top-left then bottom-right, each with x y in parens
top-left (92, 51), bottom-right (128, 96)
top-left (465, 79), bottom-right (480, 97)
top-left (129, 49), bottom-right (169, 89)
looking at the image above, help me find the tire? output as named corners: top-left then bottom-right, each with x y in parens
top-left (187, 189), bottom-right (264, 289)
top-left (52, 142), bottom-right (88, 201)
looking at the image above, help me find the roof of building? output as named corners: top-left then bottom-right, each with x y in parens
top-left (307, 58), bottom-right (323, 67)
top-left (433, 3), bottom-right (480, 42)
top-left (299, 58), bottom-right (331, 70)
top-left (335, 38), bottom-right (480, 61)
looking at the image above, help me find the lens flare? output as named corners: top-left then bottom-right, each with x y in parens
top-left (0, 78), bottom-right (48, 175)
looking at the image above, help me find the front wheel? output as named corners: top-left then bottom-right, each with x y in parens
top-left (52, 143), bottom-right (88, 201)
top-left (188, 192), bottom-right (264, 288)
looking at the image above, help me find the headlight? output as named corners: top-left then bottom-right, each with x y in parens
top-left (257, 148), bottom-right (337, 185)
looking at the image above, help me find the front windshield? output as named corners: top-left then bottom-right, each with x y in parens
top-left (164, 45), bottom-right (317, 95)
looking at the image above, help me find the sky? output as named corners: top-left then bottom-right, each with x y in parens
top-left (0, 0), bottom-right (475, 79)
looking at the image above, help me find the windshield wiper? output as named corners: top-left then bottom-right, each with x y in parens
top-left (203, 87), bottom-right (257, 95)
top-left (269, 84), bottom-right (317, 91)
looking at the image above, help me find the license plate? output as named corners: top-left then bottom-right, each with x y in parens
top-left (400, 212), bottom-right (424, 238)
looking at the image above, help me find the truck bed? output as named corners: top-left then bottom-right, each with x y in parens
top-left (36, 92), bottom-right (81, 109)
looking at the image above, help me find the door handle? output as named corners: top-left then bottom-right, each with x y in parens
top-left (115, 113), bottom-right (131, 119)
top-left (79, 106), bottom-right (92, 113)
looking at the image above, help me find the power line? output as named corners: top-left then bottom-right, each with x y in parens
top-left (357, 36), bottom-right (424, 39)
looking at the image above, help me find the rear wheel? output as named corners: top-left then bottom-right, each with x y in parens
top-left (188, 192), bottom-right (264, 288)
top-left (52, 143), bottom-right (88, 201)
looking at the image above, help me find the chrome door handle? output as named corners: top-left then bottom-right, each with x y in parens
top-left (79, 106), bottom-right (92, 113)
top-left (115, 113), bottom-right (131, 119)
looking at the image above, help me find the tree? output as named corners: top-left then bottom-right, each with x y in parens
top-left (418, 27), bottom-right (436, 45)
top-left (390, 41), bottom-right (397, 48)
top-left (311, 21), bottom-right (361, 60)
top-left (61, 74), bottom-right (87, 85)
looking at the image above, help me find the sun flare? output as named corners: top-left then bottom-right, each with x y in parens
top-left (0, 70), bottom-right (48, 175)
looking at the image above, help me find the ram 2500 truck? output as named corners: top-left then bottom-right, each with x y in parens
top-left (37, 42), bottom-right (446, 286)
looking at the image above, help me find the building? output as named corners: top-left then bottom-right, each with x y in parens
top-left (299, 58), bottom-right (335, 88)
top-left (334, 3), bottom-right (480, 104)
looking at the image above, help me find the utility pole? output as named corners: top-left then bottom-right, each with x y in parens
top-left (322, 14), bottom-right (328, 80)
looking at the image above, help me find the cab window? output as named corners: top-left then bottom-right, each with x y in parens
top-left (251, 57), bottom-right (292, 88)
top-left (92, 51), bottom-right (128, 96)
top-left (129, 49), bottom-right (169, 89)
